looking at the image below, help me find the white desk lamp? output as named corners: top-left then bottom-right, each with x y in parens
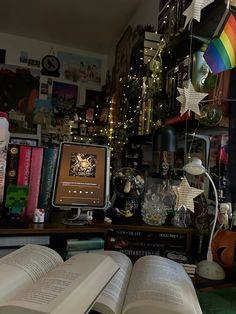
top-left (183, 158), bottom-right (225, 280)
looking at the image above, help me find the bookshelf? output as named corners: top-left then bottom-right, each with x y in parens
top-left (0, 211), bottom-right (194, 254)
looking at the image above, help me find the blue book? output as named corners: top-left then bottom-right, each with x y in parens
top-left (67, 237), bottom-right (105, 251)
top-left (38, 147), bottom-right (58, 220)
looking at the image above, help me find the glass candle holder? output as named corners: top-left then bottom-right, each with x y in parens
top-left (141, 200), bottom-right (167, 225)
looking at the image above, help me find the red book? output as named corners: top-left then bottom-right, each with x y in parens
top-left (17, 145), bottom-right (32, 186)
top-left (27, 147), bottom-right (44, 220)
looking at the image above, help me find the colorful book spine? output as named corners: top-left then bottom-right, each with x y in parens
top-left (38, 147), bottom-right (58, 221)
top-left (5, 144), bottom-right (19, 186)
top-left (0, 149), bottom-right (7, 206)
top-left (17, 145), bottom-right (32, 186)
top-left (27, 147), bottom-right (44, 220)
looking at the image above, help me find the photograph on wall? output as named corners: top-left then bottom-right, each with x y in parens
top-left (57, 51), bottom-right (102, 85)
top-left (33, 98), bottom-right (53, 125)
top-left (51, 81), bottom-right (78, 118)
top-left (0, 64), bottom-right (40, 134)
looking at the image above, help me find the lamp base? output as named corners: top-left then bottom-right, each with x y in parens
top-left (196, 260), bottom-right (226, 280)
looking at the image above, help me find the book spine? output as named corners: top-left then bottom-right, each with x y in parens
top-left (106, 236), bottom-right (186, 252)
top-left (5, 144), bottom-right (19, 186)
top-left (17, 145), bottom-right (32, 186)
top-left (106, 235), bottom-right (160, 250)
top-left (110, 229), bottom-right (186, 240)
top-left (67, 238), bottom-right (105, 251)
top-left (27, 147), bottom-right (44, 220)
top-left (38, 147), bottom-right (58, 220)
top-left (0, 149), bottom-right (7, 206)
top-left (118, 249), bottom-right (160, 257)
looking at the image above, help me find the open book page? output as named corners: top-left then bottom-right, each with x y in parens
top-left (0, 244), bottom-right (63, 304)
top-left (92, 251), bottom-right (133, 314)
top-left (1, 252), bottom-right (119, 314)
top-left (122, 255), bottom-right (202, 314)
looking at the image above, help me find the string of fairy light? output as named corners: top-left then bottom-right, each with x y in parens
top-left (68, 27), bottom-right (167, 151)
top-left (110, 33), bottom-right (166, 151)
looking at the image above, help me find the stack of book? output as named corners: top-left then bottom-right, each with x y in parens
top-left (180, 263), bottom-right (197, 278)
top-left (165, 250), bottom-right (197, 278)
top-left (106, 229), bottom-right (188, 262)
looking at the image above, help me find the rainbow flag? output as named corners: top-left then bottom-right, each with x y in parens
top-left (204, 13), bottom-right (236, 74)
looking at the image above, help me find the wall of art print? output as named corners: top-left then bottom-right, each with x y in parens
top-left (0, 64), bottom-right (40, 134)
top-left (57, 51), bottom-right (102, 85)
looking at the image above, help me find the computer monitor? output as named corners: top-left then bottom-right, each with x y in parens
top-left (52, 142), bottom-right (110, 224)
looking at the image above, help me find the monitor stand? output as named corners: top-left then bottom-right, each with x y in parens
top-left (62, 208), bottom-right (93, 225)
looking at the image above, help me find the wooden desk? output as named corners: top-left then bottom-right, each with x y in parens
top-left (0, 211), bottom-right (194, 252)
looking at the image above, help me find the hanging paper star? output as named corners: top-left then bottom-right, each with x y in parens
top-left (173, 176), bottom-right (204, 212)
top-left (183, 0), bottom-right (215, 29)
top-left (176, 80), bottom-right (208, 116)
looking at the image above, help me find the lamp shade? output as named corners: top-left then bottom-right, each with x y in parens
top-left (183, 158), bottom-right (206, 175)
top-left (183, 157), bottom-right (226, 280)
top-left (152, 125), bottom-right (176, 152)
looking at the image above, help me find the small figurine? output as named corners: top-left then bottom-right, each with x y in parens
top-left (33, 208), bottom-right (45, 223)
top-left (218, 203), bottom-right (230, 230)
top-left (5, 185), bottom-right (28, 220)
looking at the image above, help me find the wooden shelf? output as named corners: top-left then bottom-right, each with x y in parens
top-left (0, 211), bottom-right (194, 253)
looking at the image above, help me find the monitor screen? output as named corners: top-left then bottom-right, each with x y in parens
top-left (52, 142), bottom-right (110, 210)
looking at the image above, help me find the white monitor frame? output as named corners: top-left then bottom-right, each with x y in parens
top-left (52, 142), bottom-right (110, 224)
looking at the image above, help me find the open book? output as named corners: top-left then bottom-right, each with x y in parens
top-left (0, 244), bottom-right (119, 314)
top-left (90, 251), bottom-right (202, 314)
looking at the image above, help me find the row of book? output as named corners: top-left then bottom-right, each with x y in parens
top-left (105, 229), bottom-right (188, 262)
top-left (0, 143), bottom-right (58, 221)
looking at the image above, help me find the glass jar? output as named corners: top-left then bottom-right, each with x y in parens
top-left (141, 199), bottom-right (167, 225)
top-left (141, 185), bottom-right (168, 225)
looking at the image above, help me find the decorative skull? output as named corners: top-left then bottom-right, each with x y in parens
top-left (162, 161), bottom-right (169, 175)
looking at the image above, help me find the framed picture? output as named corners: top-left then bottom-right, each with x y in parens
top-left (52, 81), bottom-right (78, 118)
top-left (57, 51), bottom-right (103, 85)
top-left (10, 125), bottom-right (41, 146)
top-left (10, 138), bottom-right (38, 146)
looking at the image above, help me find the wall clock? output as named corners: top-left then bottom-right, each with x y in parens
top-left (41, 55), bottom-right (60, 77)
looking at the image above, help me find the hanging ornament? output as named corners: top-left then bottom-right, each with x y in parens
top-left (176, 80), bottom-right (208, 116)
top-left (199, 103), bottom-right (222, 126)
top-left (183, 0), bottom-right (215, 29)
top-left (173, 176), bottom-right (204, 212)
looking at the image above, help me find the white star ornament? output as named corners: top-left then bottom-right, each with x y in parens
top-left (176, 80), bottom-right (208, 116)
top-left (173, 176), bottom-right (204, 212)
top-left (183, 0), bottom-right (215, 29)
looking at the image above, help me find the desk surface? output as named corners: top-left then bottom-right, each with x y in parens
top-left (0, 211), bottom-right (195, 236)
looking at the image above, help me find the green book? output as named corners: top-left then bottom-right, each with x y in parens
top-left (67, 237), bottom-right (104, 251)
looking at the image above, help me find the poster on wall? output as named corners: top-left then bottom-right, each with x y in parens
top-left (52, 81), bottom-right (78, 118)
top-left (0, 64), bottom-right (40, 134)
top-left (57, 51), bottom-right (102, 85)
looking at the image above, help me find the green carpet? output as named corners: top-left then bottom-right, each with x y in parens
top-left (197, 287), bottom-right (236, 314)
